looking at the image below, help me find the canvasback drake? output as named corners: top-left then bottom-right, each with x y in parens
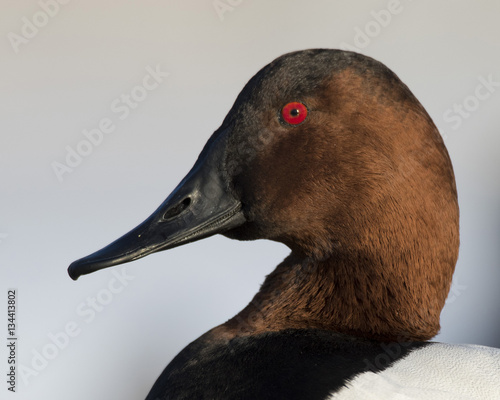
top-left (68, 49), bottom-right (500, 399)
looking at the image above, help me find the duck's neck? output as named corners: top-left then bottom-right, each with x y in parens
top-left (222, 251), bottom-right (448, 342)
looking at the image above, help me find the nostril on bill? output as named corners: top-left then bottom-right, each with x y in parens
top-left (163, 197), bottom-right (192, 221)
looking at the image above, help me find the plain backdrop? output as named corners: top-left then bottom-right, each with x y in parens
top-left (1, 1), bottom-right (499, 399)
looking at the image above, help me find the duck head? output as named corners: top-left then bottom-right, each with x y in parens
top-left (68, 49), bottom-right (459, 341)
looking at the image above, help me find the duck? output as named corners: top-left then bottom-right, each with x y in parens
top-left (68, 49), bottom-right (500, 399)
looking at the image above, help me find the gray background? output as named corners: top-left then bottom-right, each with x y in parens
top-left (2, 1), bottom-right (499, 399)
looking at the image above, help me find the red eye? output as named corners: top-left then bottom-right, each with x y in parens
top-left (281, 102), bottom-right (308, 125)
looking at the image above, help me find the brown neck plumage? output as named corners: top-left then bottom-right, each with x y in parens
top-left (222, 241), bottom-right (453, 342)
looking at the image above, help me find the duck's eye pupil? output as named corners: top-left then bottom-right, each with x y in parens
top-left (281, 102), bottom-right (308, 125)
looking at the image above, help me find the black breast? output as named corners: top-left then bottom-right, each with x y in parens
top-left (145, 329), bottom-right (428, 400)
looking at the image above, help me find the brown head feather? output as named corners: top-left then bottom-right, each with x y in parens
top-left (220, 50), bottom-right (458, 342)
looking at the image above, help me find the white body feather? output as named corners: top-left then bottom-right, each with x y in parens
top-left (330, 343), bottom-right (500, 399)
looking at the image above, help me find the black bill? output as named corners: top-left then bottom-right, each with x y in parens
top-left (68, 130), bottom-right (245, 280)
